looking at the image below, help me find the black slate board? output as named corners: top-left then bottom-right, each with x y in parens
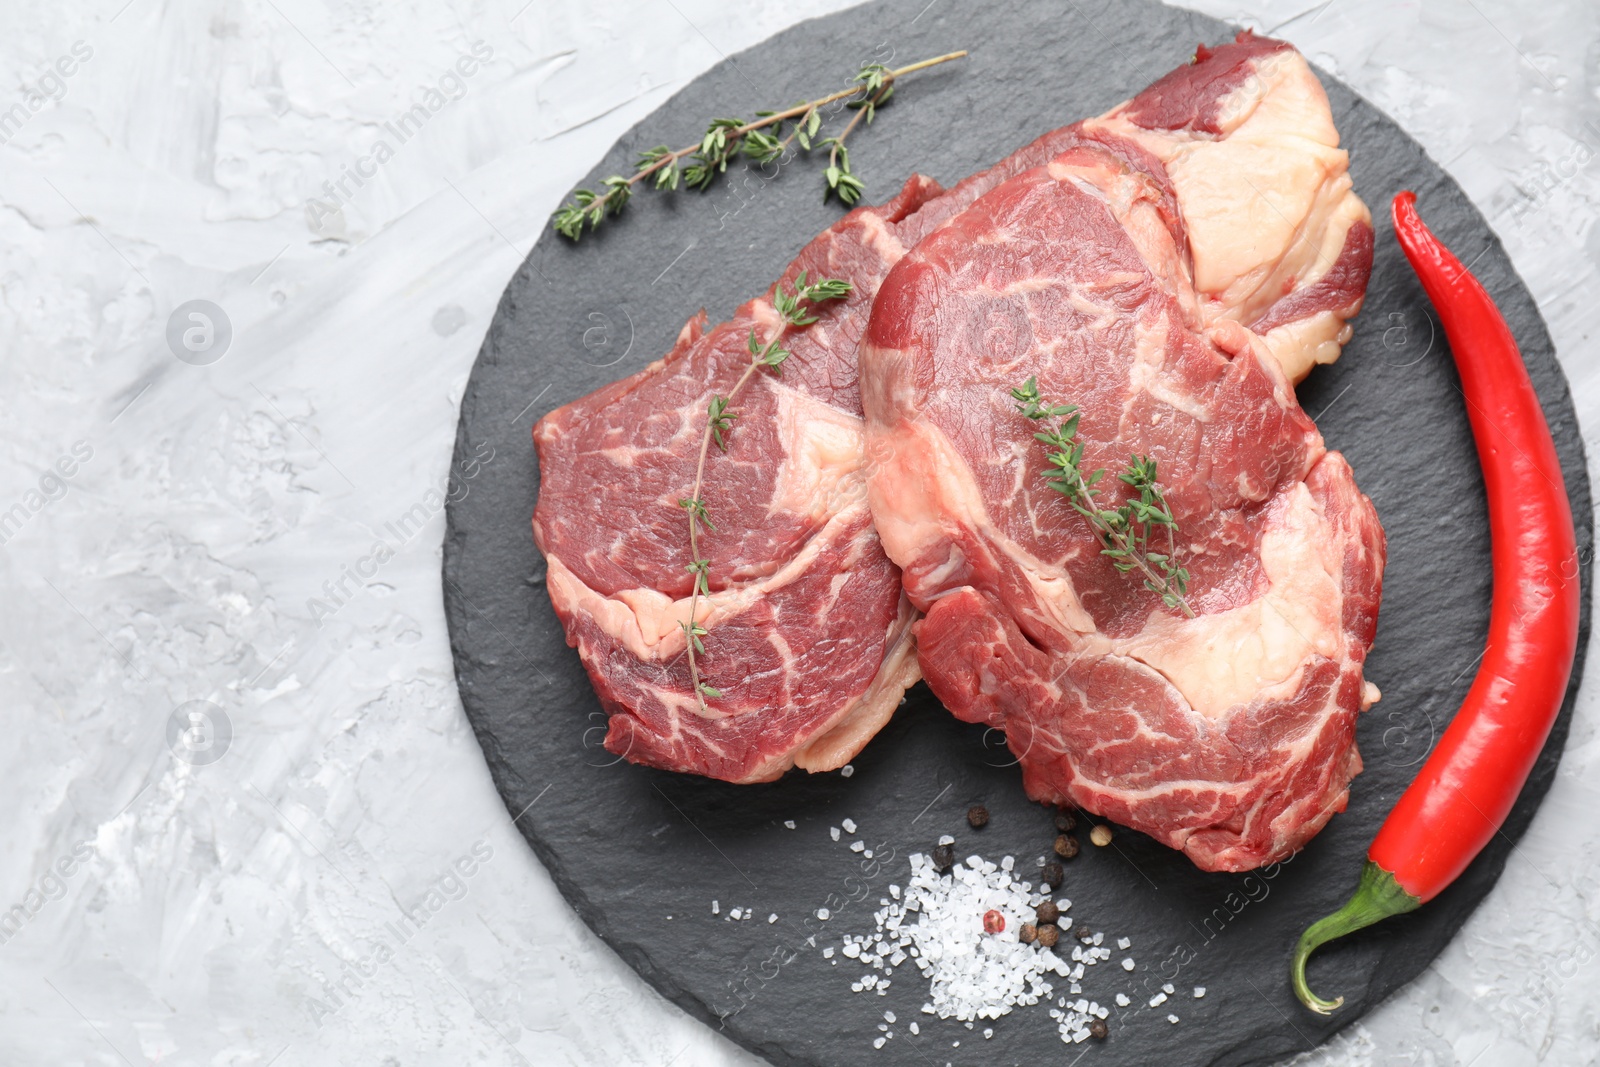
top-left (442, 2), bottom-right (1593, 1063)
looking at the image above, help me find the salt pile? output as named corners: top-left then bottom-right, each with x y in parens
top-left (837, 850), bottom-right (1129, 1045)
top-left (840, 852), bottom-right (1068, 1020)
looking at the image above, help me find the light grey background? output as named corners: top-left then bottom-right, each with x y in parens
top-left (0, 1), bottom-right (1595, 1064)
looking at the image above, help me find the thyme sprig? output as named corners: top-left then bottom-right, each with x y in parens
top-left (676, 272), bottom-right (853, 708)
top-left (552, 51), bottom-right (968, 240)
top-left (1011, 377), bottom-right (1195, 618)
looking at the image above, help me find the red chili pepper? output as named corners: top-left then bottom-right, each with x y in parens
top-left (1291, 191), bottom-right (1581, 1013)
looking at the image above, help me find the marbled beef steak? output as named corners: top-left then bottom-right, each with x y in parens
top-left (531, 178), bottom-right (934, 784)
top-left (860, 34), bottom-right (1384, 871)
top-left (533, 96), bottom-right (1217, 783)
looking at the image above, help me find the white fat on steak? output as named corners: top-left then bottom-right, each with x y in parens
top-left (1115, 482), bottom-right (1344, 719)
top-left (766, 385), bottom-right (869, 520)
top-left (1092, 43), bottom-right (1371, 382)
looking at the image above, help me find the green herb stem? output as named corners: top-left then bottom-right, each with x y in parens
top-left (553, 51), bottom-right (969, 240)
top-left (677, 274), bottom-right (852, 710)
top-left (1011, 377), bottom-right (1196, 619)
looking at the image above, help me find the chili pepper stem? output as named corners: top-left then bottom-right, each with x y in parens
top-left (1291, 860), bottom-right (1421, 1014)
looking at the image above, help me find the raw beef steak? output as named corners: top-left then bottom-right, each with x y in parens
top-left (533, 180), bottom-right (931, 784)
top-left (859, 33), bottom-right (1384, 870)
top-left (534, 121), bottom-right (1117, 783)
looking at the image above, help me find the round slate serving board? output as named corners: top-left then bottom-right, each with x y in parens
top-left (442, 1), bottom-right (1592, 1063)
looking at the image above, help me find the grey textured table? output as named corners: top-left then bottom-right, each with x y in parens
top-left (0, 2), bottom-right (1595, 1065)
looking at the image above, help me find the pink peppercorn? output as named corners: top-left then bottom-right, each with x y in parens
top-left (983, 909), bottom-right (1005, 934)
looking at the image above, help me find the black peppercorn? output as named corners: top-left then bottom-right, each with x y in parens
top-left (1019, 922), bottom-right (1037, 944)
top-left (1054, 810), bottom-right (1077, 832)
top-left (1035, 923), bottom-right (1060, 948)
top-left (932, 843), bottom-right (955, 872)
top-left (1075, 923), bottom-right (1094, 944)
top-left (967, 805), bottom-right (989, 828)
top-left (1053, 834), bottom-right (1080, 859)
top-left (1040, 861), bottom-right (1064, 888)
top-left (1035, 900), bottom-right (1060, 926)
top-left (1089, 1018), bottom-right (1108, 1040)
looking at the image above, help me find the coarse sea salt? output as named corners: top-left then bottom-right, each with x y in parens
top-left (784, 820), bottom-right (796, 829)
top-left (842, 818), bottom-right (858, 834)
top-left (831, 826), bottom-right (841, 842)
top-left (840, 847), bottom-right (1137, 1048)
top-left (839, 851), bottom-right (1070, 1024)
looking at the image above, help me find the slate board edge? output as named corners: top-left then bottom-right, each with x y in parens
top-left (440, 1), bottom-right (1593, 1063)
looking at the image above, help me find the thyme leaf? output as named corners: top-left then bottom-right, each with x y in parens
top-left (1011, 376), bottom-right (1195, 618)
top-left (707, 396), bottom-right (736, 451)
top-left (551, 51), bottom-right (968, 240)
top-left (677, 275), bottom-right (853, 710)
